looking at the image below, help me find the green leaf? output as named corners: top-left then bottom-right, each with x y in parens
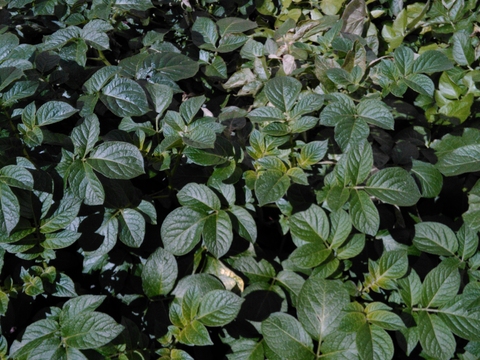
top-left (365, 167), bottom-right (421, 206)
top-left (114, 0), bottom-right (153, 11)
top-left (357, 99), bottom-right (394, 130)
top-left (398, 325), bottom-right (419, 357)
top-left (289, 243), bottom-right (331, 269)
top-left (36, 101), bottom-right (78, 126)
top-left (356, 323), bottom-right (394, 360)
top-left (366, 308), bottom-right (405, 331)
top-left (171, 349), bottom-right (195, 360)
top-left (21, 101), bottom-right (36, 129)
top-left (438, 296), bottom-right (480, 342)
top-left (0, 291), bottom-right (9, 316)
top-left (247, 106), bottom-right (285, 122)
top-left (60, 40), bottom-right (88, 67)
top-left (43, 230), bottom-right (81, 249)
top-left (2, 81), bottom-right (38, 106)
top-left (338, 303), bottom-right (366, 333)
top-left (0, 227), bottom-right (35, 244)
top-left (71, 115), bottom-right (100, 157)
top-left (433, 128), bottom-right (480, 176)
top-left (287, 167), bottom-right (309, 185)
top-left (275, 270), bottom-right (305, 307)
top-left (289, 204), bottom-right (330, 243)
top-left (83, 66), bottom-right (118, 94)
top-left (68, 160), bottom-right (105, 205)
top-left (146, 52), bottom-right (199, 81)
top-left (0, 67), bottom-right (24, 92)
top-left (119, 117), bottom-right (156, 135)
top-left (439, 93), bottom-right (474, 124)
top-left (61, 295), bottom-right (106, 319)
top-left (349, 190), bottom-right (379, 236)
top-left (291, 94), bottom-right (324, 118)
top-left (0, 33), bottom-right (19, 61)
top-left (180, 96), bottom-right (205, 124)
top-left (297, 278), bottom-right (349, 340)
top-left (411, 160), bottom-right (443, 198)
top-left (224, 337), bottom-right (264, 360)
top-left (262, 312), bottom-right (315, 360)
top-left (118, 208), bottom-right (145, 248)
top-left (335, 139), bottom-right (373, 186)
top-left (23, 276), bottom-right (44, 296)
top-left (320, 331), bottom-right (357, 359)
top-left (216, 33), bottom-right (248, 53)
top-left (161, 207), bottom-right (207, 256)
top-left (327, 68), bottom-right (353, 86)
top-left (177, 320), bottom-right (213, 346)
top-left (264, 76), bottom-right (302, 112)
top-left (183, 125), bottom-right (216, 149)
top-left (100, 78), bottom-right (150, 117)
top-left (378, 250), bottom-right (409, 280)
top-left (464, 179), bottom-right (480, 230)
top-left (172, 274), bottom-right (224, 300)
top-left (230, 257), bottom-right (276, 283)
top-left (421, 258), bottom-right (461, 308)
top-left (197, 290), bottom-right (243, 326)
top-left (413, 222), bottom-right (458, 256)
top-left (229, 206), bottom-right (257, 243)
top-left (217, 17), bottom-right (258, 36)
top-left (255, 169), bottom-right (290, 206)
top-left (192, 17), bottom-right (218, 50)
top-left (9, 319), bottom-right (60, 359)
top-left (337, 233), bottom-right (366, 260)
top-left (298, 140), bottom-right (328, 168)
top-left (81, 20), bottom-right (113, 46)
top-left (0, 165), bottom-right (33, 190)
top-left (457, 224), bottom-right (478, 261)
top-left (84, 213), bottom-right (118, 259)
top-left (87, 141), bottom-right (144, 179)
top-left (412, 50), bottom-right (453, 74)
top-left (326, 185), bottom-right (350, 211)
top-left (142, 247), bottom-right (177, 298)
top-left (53, 273), bottom-right (77, 297)
top-left (145, 82), bottom-right (173, 115)
top-left (203, 210), bottom-right (233, 259)
top-left (61, 312), bottom-right (123, 349)
top-left (418, 311), bottom-right (456, 360)
top-left (177, 183), bottom-right (221, 211)
top-left (204, 55), bottom-right (227, 79)
top-left (404, 73), bottom-right (435, 96)
top-left (335, 117), bottom-right (370, 151)
top-left (398, 269), bottom-right (422, 308)
top-left (394, 47), bottom-right (414, 75)
top-left (452, 31), bottom-right (475, 66)
top-left (40, 193), bottom-right (81, 233)
top-left (329, 210), bottom-right (352, 249)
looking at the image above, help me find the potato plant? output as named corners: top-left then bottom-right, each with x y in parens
top-left (0, 0), bottom-right (480, 359)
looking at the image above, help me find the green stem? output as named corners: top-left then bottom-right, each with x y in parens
top-left (412, 307), bottom-right (440, 313)
top-left (97, 50), bottom-right (112, 66)
top-left (167, 145), bottom-right (185, 192)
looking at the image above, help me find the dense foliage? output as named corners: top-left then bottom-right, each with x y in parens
top-left (1, 0), bottom-right (480, 358)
